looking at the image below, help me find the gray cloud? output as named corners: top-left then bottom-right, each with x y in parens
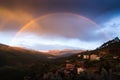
top-left (0, 0), bottom-right (120, 19)
top-left (21, 13), bottom-right (107, 41)
top-left (23, 44), bottom-right (79, 51)
top-left (0, 0), bottom-right (120, 50)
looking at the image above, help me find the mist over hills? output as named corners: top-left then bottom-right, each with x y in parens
top-left (67, 37), bottom-right (120, 60)
top-left (0, 37), bottom-right (120, 80)
top-left (0, 43), bottom-right (84, 66)
top-left (44, 49), bottom-right (85, 57)
top-left (0, 37), bottom-right (120, 66)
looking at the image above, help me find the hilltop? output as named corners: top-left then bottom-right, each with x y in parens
top-left (0, 37), bottom-right (120, 67)
top-left (97, 37), bottom-right (120, 57)
top-left (64, 37), bottom-right (120, 61)
top-left (0, 43), bottom-right (53, 66)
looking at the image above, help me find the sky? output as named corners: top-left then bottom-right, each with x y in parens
top-left (0, 0), bottom-right (120, 50)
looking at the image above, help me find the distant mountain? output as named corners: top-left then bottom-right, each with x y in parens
top-left (1, 37), bottom-right (119, 67)
top-left (97, 37), bottom-right (120, 57)
top-left (99, 37), bottom-right (120, 49)
top-left (0, 43), bottom-right (53, 66)
top-left (46, 49), bottom-right (84, 57)
top-left (66, 37), bottom-right (120, 60)
top-left (40, 37), bottom-right (120, 59)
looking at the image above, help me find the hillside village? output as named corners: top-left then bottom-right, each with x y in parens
top-left (0, 37), bottom-right (120, 80)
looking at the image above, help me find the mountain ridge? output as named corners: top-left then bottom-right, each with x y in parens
top-left (66, 37), bottom-right (120, 60)
top-left (0, 43), bottom-right (53, 66)
top-left (0, 37), bottom-right (120, 66)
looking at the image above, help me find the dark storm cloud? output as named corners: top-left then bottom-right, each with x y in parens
top-left (31, 13), bottom-right (106, 41)
top-left (0, 0), bottom-right (120, 18)
top-left (1, 0), bottom-right (120, 41)
top-left (1, 0), bottom-right (120, 50)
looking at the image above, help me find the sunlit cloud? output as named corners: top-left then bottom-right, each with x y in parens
top-left (0, 13), bottom-right (109, 50)
top-left (0, 7), bottom-right (34, 32)
top-left (0, 0), bottom-right (120, 51)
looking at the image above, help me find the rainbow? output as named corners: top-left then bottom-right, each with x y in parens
top-left (14, 12), bottom-right (110, 39)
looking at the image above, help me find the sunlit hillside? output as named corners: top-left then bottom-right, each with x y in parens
top-left (0, 43), bottom-right (53, 66)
